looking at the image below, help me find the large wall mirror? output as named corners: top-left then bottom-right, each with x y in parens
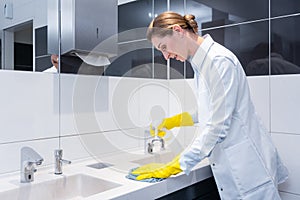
top-left (1, 0), bottom-right (299, 76)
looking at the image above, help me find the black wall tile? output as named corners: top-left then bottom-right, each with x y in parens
top-left (271, 15), bottom-right (300, 74)
top-left (202, 21), bottom-right (269, 76)
top-left (271, 0), bottom-right (300, 17)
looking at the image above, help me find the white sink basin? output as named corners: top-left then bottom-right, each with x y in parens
top-left (0, 174), bottom-right (121, 200)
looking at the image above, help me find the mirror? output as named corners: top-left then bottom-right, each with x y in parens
top-left (1, 20), bottom-right (34, 71)
top-left (1, 0), bottom-right (299, 75)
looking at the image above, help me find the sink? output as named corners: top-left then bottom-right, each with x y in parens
top-left (131, 151), bottom-right (177, 165)
top-left (0, 174), bottom-right (121, 200)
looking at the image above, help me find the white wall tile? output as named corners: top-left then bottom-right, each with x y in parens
top-left (184, 79), bottom-right (198, 114)
top-left (60, 135), bottom-right (92, 161)
top-left (108, 77), bottom-right (142, 129)
top-left (0, 138), bottom-right (58, 174)
top-left (103, 128), bottom-right (141, 151)
top-left (271, 75), bottom-right (300, 134)
top-left (61, 74), bottom-right (111, 135)
top-left (116, 77), bottom-right (141, 128)
top-left (61, 131), bottom-right (144, 175)
top-left (138, 79), bottom-right (169, 128)
top-left (60, 74), bottom-right (116, 135)
top-left (61, 129), bottom-right (142, 162)
top-left (70, 132), bottom-right (119, 158)
top-left (272, 133), bottom-right (300, 195)
top-left (0, 71), bottom-right (59, 142)
top-left (60, 76), bottom-right (172, 136)
top-left (59, 74), bottom-right (77, 135)
top-left (168, 80), bottom-right (186, 116)
top-left (247, 76), bottom-right (270, 131)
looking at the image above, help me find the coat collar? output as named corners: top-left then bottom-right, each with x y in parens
top-left (190, 34), bottom-right (215, 70)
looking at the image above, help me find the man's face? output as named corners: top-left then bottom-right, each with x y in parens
top-left (151, 33), bottom-right (187, 62)
top-left (51, 54), bottom-right (59, 68)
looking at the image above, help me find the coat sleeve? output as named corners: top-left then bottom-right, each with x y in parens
top-left (180, 56), bottom-right (240, 174)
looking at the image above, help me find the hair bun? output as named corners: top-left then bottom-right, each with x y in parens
top-left (184, 14), bottom-right (198, 33)
top-left (184, 14), bottom-right (195, 21)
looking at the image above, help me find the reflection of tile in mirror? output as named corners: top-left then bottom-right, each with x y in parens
top-left (271, 15), bottom-right (300, 75)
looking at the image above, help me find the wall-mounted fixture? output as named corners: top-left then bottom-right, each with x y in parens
top-left (4, 3), bottom-right (13, 19)
top-left (47, 0), bottom-right (118, 66)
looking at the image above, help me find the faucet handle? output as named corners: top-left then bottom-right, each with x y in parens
top-left (33, 159), bottom-right (44, 166)
top-left (54, 149), bottom-right (71, 175)
top-left (54, 149), bottom-right (71, 163)
top-left (61, 159), bottom-right (72, 165)
top-left (54, 149), bottom-right (63, 157)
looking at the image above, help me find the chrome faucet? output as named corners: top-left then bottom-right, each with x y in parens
top-left (54, 149), bottom-right (71, 175)
top-left (147, 135), bottom-right (165, 154)
top-left (146, 122), bottom-right (165, 154)
top-left (147, 108), bottom-right (167, 154)
top-left (20, 146), bottom-right (44, 183)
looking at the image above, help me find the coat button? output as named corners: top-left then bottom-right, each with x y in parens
top-left (220, 188), bottom-right (223, 191)
top-left (212, 163), bottom-right (215, 166)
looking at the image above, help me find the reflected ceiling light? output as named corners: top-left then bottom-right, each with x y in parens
top-left (148, 13), bottom-right (158, 18)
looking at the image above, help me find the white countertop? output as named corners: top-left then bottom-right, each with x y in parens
top-left (0, 150), bottom-right (212, 200)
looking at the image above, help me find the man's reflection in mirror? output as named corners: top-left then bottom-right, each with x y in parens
top-left (43, 54), bottom-right (58, 73)
top-left (245, 42), bottom-right (300, 75)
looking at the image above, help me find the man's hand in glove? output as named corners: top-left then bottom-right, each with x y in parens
top-left (131, 155), bottom-right (182, 180)
top-left (150, 112), bottom-right (194, 137)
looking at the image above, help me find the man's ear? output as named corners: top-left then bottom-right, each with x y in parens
top-left (172, 24), bottom-right (185, 38)
top-left (172, 24), bottom-right (183, 33)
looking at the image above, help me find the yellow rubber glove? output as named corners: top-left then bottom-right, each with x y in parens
top-left (150, 112), bottom-right (194, 137)
top-left (131, 155), bottom-right (182, 180)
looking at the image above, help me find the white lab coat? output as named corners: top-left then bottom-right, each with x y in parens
top-left (179, 35), bottom-right (288, 200)
top-left (43, 65), bottom-right (58, 73)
